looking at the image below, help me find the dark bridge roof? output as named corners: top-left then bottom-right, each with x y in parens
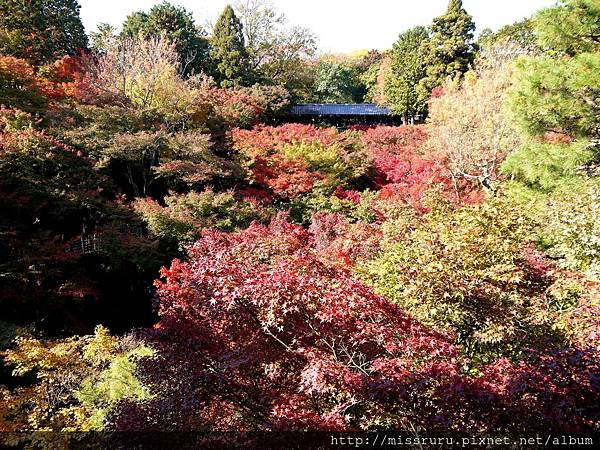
top-left (289, 103), bottom-right (391, 116)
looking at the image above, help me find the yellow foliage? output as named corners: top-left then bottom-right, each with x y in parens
top-left (0, 326), bottom-right (154, 433)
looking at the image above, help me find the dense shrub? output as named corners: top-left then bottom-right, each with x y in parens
top-left (360, 193), bottom-right (557, 360)
top-left (38, 53), bottom-right (115, 105)
top-left (1, 0), bottom-right (599, 437)
top-left (0, 108), bottom-right (36, 132)
top-left (50, 104), bottom-right (160, 158)
top-left (481, 344), bottom-right (600, 433)
top-left (288, 187), bottom-right (377, 226)
top-left (309, 212), bottom-right (382, 268)
top-left (0, 125), bottom-right (166, 332)
top-left (361, 124), bottom-right (427, 150)
top-left (209, 84), bottom-right (290, 128)
top-left (153, 132), bottom-right (238, 189)
top-left (0, 56), bottom-right (49, 114)
top-left (232, 124), bottom-right (372, 200)
top-left (231, 123), bottom-right (339, 155)
top-left (361, 125), bottom-right (484, 208)
top-left (543, 185), bottom-right (600, 279)
top-left (134, 189), bottom-right (270, 247)
top-left (53, 107), bottom-right (237, 197)
top-left (113, 215), bottom-right (479, 432)
top-left (1, 327), bottom-right (154, 433)
top-left (108, 215), bottom-right (600, 435)
top-left (103, 132), bottom-right (232, 196)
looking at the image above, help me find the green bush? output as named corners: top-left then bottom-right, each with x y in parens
top-left (287, 186), bottom-right (377, 226)
top-left (280, 132), bottom-right (372, 188)
top-left (543, 185), bottom-right (600, 279)
top-left (134, 189), bottom-right (269, 247)
top-left (359, 193), bottom-right (556, 361)
top-left (2, 326), bottom-right (154, 431)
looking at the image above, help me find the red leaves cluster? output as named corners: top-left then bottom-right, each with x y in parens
top-left (309, 212), bottom-right (382, 268)
top-left (201, 84), bottom-right (288, 129)
top-left (0, 56), bottom-right (49, 114)
top-left (38, 53), bottom-right (105, 104)
top-left (233, 123), bottom-right (449, 204)
top-left (333, 186), bottom-right (361, 204)
top-left (124, 214), bottom-right (474, 431)
top-left (362, 125), bottom-right (485, 207)
top-left (0, 54), bottom-right (115, 114)
top-left (230, 122), bottom-right (485, 207)
top-left (0, 125), bottom-right (75, 157)
top-left (250, 155), bottom-right (323, 200)
top-left (206, 87), bottom-right (266, 128)
top-left (231, 124), bottom-right (345, 200)
top-left (481, 347), bottom-right (600, 432)
top-left (0, 56), bottom-right (39, 85)
top-left (232, 124), bottom-right (339, 156)
top-left (362, 125), bottom-right (451, 208)
top-left (118, 214), bottom-right (600, 434)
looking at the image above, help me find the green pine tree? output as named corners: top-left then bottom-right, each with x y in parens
top-left (121, 1), bottom-right (211, 77)
top-left (210, 5), bottom-right (250, 87)
top-left (384, 26), bottom-right (430, 123)
top-left (509, 0), bottom-right (600, 142)
top-left (504, 0), bottom-right (600, 202)
top-left (0, 0), bottom-right (88, 65)
top-left (504, 0), bottom-right (600, 274)
top-left (534, 0), bottom-right (600, 56)
top-left (418, 0), bottom-right (476, 97)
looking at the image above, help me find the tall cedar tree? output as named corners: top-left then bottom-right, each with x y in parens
top-left (0, 0), bottom-right (88, 65)
top-left (418, 0), bottom-right (476, 98)
top-left (121, 1), bottom-right (211, 77)
top-left (211, 5), bottom-right (250, 87)
top-left (384, 26), bottom-right (430, 123)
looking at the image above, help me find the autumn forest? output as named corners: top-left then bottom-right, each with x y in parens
top-left (0, 0), bottom-right (599, 447)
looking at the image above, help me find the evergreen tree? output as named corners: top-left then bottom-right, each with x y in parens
top-left (121, 1), bottom-right (211, 77)
top-left (504, 0), bottom-right (600, 275)
top-left (211, 5), bottom-right (250, 87)
top-left (477, 19), bottom-right (537, 53)
top-left (313, 60), bottom-right (364, 103)
top-left (384, 26), bottom-right (430, 123)
top-left (534, 0), bottom-right (600, 56)
top-left (505, 0), bottom-right (600, 203)
top-left (418, 0), bottom-right (476, 97)
top-left (90, 23), bottom-right (117, 53)
top-left (0, 0), bottom-right (88, 65)
top-left (509, 0), bottom-right (600, 142)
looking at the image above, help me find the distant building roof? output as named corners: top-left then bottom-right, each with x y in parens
top-left (289, 103), bottom-right (391, 116)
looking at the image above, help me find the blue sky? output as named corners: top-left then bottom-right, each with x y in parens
top-left (79, 0), bottom-right (557, 53)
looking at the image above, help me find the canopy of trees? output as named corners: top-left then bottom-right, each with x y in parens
top-left (383, 26), bottom-right (430, 123)
top-left (0, 0), bottom-right (88, 65)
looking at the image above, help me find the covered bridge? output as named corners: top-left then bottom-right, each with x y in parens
top-left (283, 103), bottom-right (402, 127)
